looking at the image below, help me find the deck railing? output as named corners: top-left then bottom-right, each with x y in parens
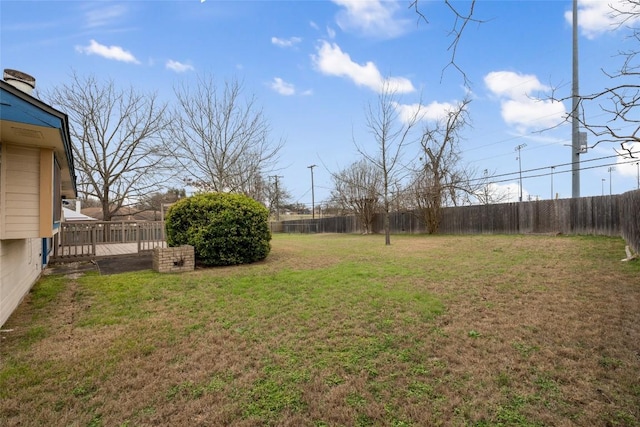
top-left (53, 221), bottom-right (166, 260)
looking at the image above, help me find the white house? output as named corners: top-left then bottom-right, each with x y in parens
top-left (0, 69), bottom-right (77, 327)
top-left (62, 206), bottom-right (97, 222)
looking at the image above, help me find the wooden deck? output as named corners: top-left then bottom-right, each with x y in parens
top-left (53, 221), bottom-right (167, 261)
top-left (96, 242), bottom-right (166, 257)
top-left (56, 241), bottom-right (167, 258)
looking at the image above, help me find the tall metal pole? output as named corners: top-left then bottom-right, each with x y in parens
top-left (636, 162), bottom-right (639, 190)
top-left (515, 143), bottom-right (527, 202)
top-left (550, 166), bottom-right (555, 200)
top-left (307, 164), bottom-right (317, 219)
top-left (608, 166), bottom-right (614, 195)
top-left (571, 0), bottom-right (581, 198)
top-left (602, 178), bottom-right (605, 196)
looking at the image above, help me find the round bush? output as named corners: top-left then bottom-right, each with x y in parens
top-left (164, 192), bottom-right (271, 266)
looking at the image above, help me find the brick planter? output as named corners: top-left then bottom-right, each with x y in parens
top-left (153, 245), bottom-right (194, 273)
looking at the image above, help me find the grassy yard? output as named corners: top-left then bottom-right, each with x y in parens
top-left (1, 234), bottom-right (639, 426)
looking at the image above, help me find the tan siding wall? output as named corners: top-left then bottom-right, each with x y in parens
top-left (0, 238), bottom-right (42, 327)
top-left (40, 149), bottom-right (54, 237)
top-left (1, 145), bottom-right (40, 239)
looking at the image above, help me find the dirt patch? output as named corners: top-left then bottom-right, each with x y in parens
top-left (44, 260), bottom-right (98, 277)
top-left (95, 254), bottom-right (153, 275)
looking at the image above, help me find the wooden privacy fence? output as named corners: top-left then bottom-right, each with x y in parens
top-left (276, 190), bottom-right (640, 254)
top-left (53, 221), bottom-right (166, 260)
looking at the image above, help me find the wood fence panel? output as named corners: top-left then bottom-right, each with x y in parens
top-left (266, 190), bottom-right (640, 253)
top-left (620, 190), bottom-right (640, 254)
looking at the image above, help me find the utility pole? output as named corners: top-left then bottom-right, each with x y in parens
top-left (550, 166), bottom-right (555, 200)
top-left (601, 178), bottom-right (606, 196)
top-left (269, 175), bottom-right (283, 221)
top-left (608, 166), bottom-right (614, 195)
top-left (515, 143), bottom-right (527, 202)
top-left (483, 169), bottom-right (490, 204)
top-left (307, 164), bottom-right (317, 219)
top-left (636, 162), bottom-right (639, 190)
top-left (571, 0), bottom-right (581, 198)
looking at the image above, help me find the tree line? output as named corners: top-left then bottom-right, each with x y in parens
top-left (45, 1), bottom-right (638, 244)
top-left (44, 70), bottom-right (485, 238)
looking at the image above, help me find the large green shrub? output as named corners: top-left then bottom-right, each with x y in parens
top-left (165, 192), bottom-right (271, 266)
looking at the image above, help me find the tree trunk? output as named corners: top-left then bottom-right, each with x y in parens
top-left (384, 200), bottom-right (391, 245)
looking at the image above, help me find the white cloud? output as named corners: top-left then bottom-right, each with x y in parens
top-left (312, 41), bottom-right (414, 94)
top-left (394, 101), bottom-right (459, 124)
top-left (484, 71), bottom-right (566, 132)
top-left (75, 39), bottom-right (139, 64)
top-left (485, 71), bottom-right (547, 100)
top-left (422, 101), bottom-right (460, 122)
top-left (166, 60), bottom-right (194, 73)
top-left (83, 4), bottom-right (127, 29)
top-left (564, 0), bottom-right (640, 39)
top-left (270, 77), bottom-right (296, 96)
top-left (271, 36), bottom-right (302, 48)
top-left (394, 102), bottom-right (423, 124)
top-left (484, 182), bottom-right (528, 204)
top-left (332, 0), bottom-right (410, 38)
top-left (326, 26), bottom-right (336, 39)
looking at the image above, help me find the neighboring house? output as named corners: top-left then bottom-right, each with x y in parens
top-left (0, 70), bottom-right (77, 327)
top-left (62, 207), bottom-right (97, 222)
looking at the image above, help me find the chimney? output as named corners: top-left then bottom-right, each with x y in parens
top-left (76, 200), bottom-right (82, 213)
top-left (3, 69), bottom-right (36, 95)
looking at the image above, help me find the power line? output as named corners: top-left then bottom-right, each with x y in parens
top-left (471, 149), bottom-right (640, 184)
top-left (299, 150), bottom-right (639, 206)
top-left (488, 157), bottom-right (640, 186)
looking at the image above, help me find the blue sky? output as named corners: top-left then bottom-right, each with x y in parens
top-left (2, 0), bottom-right (639, 207)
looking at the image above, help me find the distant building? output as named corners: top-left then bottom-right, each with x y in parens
top-left (62, 207), bottom-right (97, 222)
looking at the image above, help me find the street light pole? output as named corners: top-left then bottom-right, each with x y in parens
top-left (307, 164), bottom-right (317, 219)
top-left (515, 143), bottom-right (527, 202)
top-left (608, 166), bottom-right (614, 195)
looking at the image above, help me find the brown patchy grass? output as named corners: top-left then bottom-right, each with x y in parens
top-left (1, 234), bottom-right (639, 427)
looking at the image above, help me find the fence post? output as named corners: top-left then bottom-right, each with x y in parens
top-left (92, 225), bottom-right (96, 256)
top-left (53, 230), bottom-right (59, 258)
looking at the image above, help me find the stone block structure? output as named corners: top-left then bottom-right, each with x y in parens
top-left (153, 245), bottom-right (195, 273)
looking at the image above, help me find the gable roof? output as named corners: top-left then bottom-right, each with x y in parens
top-left (0, 80), bottom-right (77, 197)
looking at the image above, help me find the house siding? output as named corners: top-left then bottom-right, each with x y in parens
top-left (1, 144), bottom-right (40, 239)
top-left (0, 238), bottom-right (41, 326)
top-left (0, 80), bottom-right (77, 328)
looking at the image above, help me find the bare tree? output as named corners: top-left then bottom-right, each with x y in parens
top-left (410, 0), bottom-right (481, 85)
top-left (137, 187), bottom-right (186, 220)
top-left (169, 74), bottom-right (284, 199)
top-left (45, 72), bottom-right (173, 221)
top-left (265, 175), bottom-right (292, 220)
top-left (409, 98), bottom-right (475, 234)
top-left (473, 171), bottom-right (510, 205)
top-left (357, 82), bottom-right (422, 245)
top-left (330, 159), bottom-right (383, 234)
